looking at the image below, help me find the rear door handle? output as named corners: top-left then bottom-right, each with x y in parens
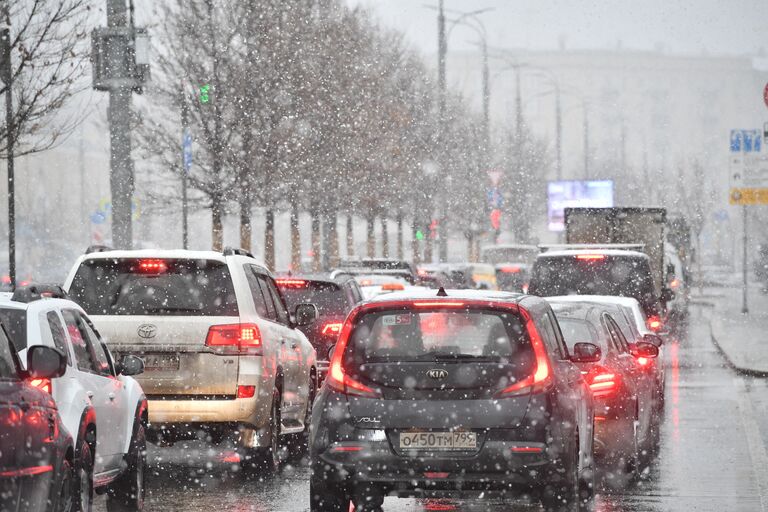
top-left (291, 342), bottom-right (298, 350)
top-left (86, 391), bottom-right (94, 399)
top-left (108, 392), bottom-right (116, 401)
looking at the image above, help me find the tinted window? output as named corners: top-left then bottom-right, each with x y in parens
top-left (347, 309), bottom-right (530, 363)
top-left (62, 310), bottom-right (97, 373)
top-left (536, 314), bottom-right (562, 359)
top-left (529, 255), bottom-right (657, 311)
top-left (0, 326), bottom-right (18, 379)
top-left (244, 266), bottom-right (271, 318)
top-left (79, 316), bottom-right (111, 376)
top-left (605, 316), bottom-right (629, 353)
top-left (254, 274), bottom-right (277, 321)
top-left (0, 308), bottom-right (27, 351)
top-left (69, 258), bottom-right (239, 316)
top-left (556, 318), bottom-right (601, 352)
top-left (263, 277), bottom-right (289, 324)
top-left (278, 281), bottom-right (347, 317)
top-left (46, 311), bottom-right (70, 365)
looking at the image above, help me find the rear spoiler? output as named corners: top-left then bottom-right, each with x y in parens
top-left (538, 243), bottom-right (645, 252)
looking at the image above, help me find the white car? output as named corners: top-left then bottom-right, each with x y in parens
top-left (0, 285), bottom-right (148, 512)
top-left (63, 247), bottom-right (318, 471)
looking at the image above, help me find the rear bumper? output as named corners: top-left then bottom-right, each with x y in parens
top-left (147, 394), bottom-right (265, 425)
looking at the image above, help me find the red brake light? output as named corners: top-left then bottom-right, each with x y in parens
top-left (29, 378), bottom-right (52, 394)
top-left (237, 385), bottom-right (256, 399)
top-left (413, 301), bottom-right (465, 308)
top-left (206, 323), bottom-right (262, 354)
top-left (276, 279), bottom-right (307, 287)
top-left (500, 265), bottom-right (521, 273)
top-left (510, 445), bottom-right (543, 453)
top-left (669, 278), bottom-right (680, 289)
top-left (576, 254), bottom-right (606, 261)
top-left (321, 322), bottom-right (343, 336)
top-left (636, 356), bottom-right (650, 367)
top-left (496, 308), bottom-right (552, 398)
top-left (587, 367), bottom-right (619, 397)
top-left (647, 316), bottom-right (662, 332)
top-left (327, 317), bottom-right (381, 398)
top-left (138, 259), bottom-right (167, 273)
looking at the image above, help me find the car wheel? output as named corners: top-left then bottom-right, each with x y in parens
top-left (55, 458), bottom-right (74, 512)
top-left (309, 477), bottom-right (350, 512)
top-left (541, 441), bottom-right (589, 512)
top-left (72, 433), bottom-right (94, 512)
top-left (243, 389), bottom-right (282, 472)
top-left (106, 419), bottom-right (146, 511)
top-left (290, 375), bottom-right (316, 457)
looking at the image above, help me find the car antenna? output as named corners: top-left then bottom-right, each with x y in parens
top-left (436, 287), bottom-right (448, 297)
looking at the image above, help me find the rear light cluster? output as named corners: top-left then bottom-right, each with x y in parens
top-left (321, 322), bottom-right (343, 336)
top-left (647, 316), bottom-right (663, 332)
top-left (138, 259), bottom-right (168, 273)
top-left (275, 278), bottom-right (307, 287)
top-left (575, 254), bottom-right (606, 261)
top-left (29, 378), bottom-right (52, 394)
top-left (586, 366), bottom-right (619, 397)
top-left (327, 319), bottom-right (382, 399)
top-left (206, 323), bottom-right (262, 354)
top-left (495, 307), bottom-right (552, 398)
top-left (499, 265), bottom-right (521, 273)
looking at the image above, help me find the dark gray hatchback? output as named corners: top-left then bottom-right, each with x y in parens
top-left (309, 291), bottom-right (598, 512)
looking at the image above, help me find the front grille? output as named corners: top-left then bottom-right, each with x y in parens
top-left (146, 394), bottom-right (236, 401)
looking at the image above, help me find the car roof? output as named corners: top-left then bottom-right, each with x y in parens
top-left (546, 294), bottom-right (642, 310)
top-left (0, 295), bottom-right (83, 313)
top-left (480, 244), bottom-right (538, 251)
top-left (275, 275), bottom-right (342, 287)
top-left (537, 249), bottom-right (648, 259)
top-left (548, 300), bottom-right (606, 321)
top-left (80, 249), bottom-right (235, 264)
top-left (364, 288), bottom-right (525, 305)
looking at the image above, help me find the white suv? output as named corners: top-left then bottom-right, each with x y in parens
top-left (0, 285), bottom-right (148, 512)
top-left (63, 248), bottom-right (318, 470)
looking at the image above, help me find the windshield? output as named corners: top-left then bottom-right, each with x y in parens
top-left (68, 259), bottom-right (238, 316)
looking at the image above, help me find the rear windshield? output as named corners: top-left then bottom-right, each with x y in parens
top-left (0, 309), bottom-right (27, 350)
top-left (69, 258), bottom-right (238, 316)
top-left (279, 282), bottom-right (347, 316)
top-left (529, 255), bottom-right (656, 308)
top-left (346, 308), bottom-right (531, 364)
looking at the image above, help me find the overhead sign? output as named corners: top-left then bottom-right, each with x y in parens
top-left (730, 128), bottom-right (768, 205)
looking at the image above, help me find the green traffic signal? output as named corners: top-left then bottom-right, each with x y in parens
top-left (415, 230), bottom-right (425, 241)
top-left (199, 84), bottom-right (211, 104)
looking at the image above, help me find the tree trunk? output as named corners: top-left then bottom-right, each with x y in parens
top-left (264, 208), bottom-right (275, 270)
top-left (411, 217), bottom-right (421, 265)
top-left (211, 194), bottom-right (224, 251)
top-left (346, 214), bottom-right (354, 258)
top-left (326, 211), bottom-right (340, 269)
top-left (366, 214), bottom-right (375, 258)
top-left (396, 212), bottom-right (404, 260)
top-left (239, 199), bottom-right (251, 252)
top-left (290, 199), bottom-right (301, 272)
top-left (424, 220), bottom-right (433, 264)
top-left (310, 200), bottom-right (321, 272)
top-left (381, 216), bottom-right (389, 259)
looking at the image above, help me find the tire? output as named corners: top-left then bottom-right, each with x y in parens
top-left (243, 389), bottom-right (282, 473)
top-left (72, 434), bottom-right (94, 512)
top-left (289, 375), bottom-right (316, 457)
top-left (106, 420), bottom-right (146, 512)
top-left (54, 458), bottom-right (73, 512)
top-left (541, 441), bottom-right (592, 512)
top-left (309, 477), bottom-right (350, 512)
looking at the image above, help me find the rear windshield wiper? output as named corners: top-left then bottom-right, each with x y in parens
top-left (419, 352), bottom-right (498, 362)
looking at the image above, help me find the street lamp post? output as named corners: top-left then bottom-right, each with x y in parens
top-left (1, 1), bottom-right (15, 287)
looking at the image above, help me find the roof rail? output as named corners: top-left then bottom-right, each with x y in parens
top-left (538, 243), bottom-right (645, 252)
top-left (11, 284), bottom-right (70, 304)
top-left (85, 244), bottom-right (112, 254)
top-left (222, 247), bottom-right (254, 258)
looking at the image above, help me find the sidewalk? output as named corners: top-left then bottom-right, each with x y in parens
top-left (700, 282), bottom-right (768, 376)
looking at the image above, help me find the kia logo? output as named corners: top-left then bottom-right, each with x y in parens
top-left (427, 369), bottom-right (448, 380)
top-left (137, 324), bottom-right (157, 339)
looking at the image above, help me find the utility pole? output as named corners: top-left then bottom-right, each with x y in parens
top-left (181, 87), bottom-right (190, 249)
top-left (436, 0), bottom-right (448, 262)
top-left (481, 37), bottom-right (490, 153)
top-left (1, 0), bottom-right (15, 287)
top-left (92, 0), bottom-right (149, 249)
top-left (555, 86), bottom-right (562, 181)
top-left (742, 204), bottom-right (749, 314)
top-left (583, 106), bottom-right (590, 179)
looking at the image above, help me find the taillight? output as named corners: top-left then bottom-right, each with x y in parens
top-left (237, 385), bottom-right (256, 399)
top-left (321, 322), bottom-right (343, 337)
top-left (587, 366), bottom-right (619, 397)
top-left (647, 316), bottom-right (662, 332)
top-left (496, 308), bottom-right (552, 398)
top-left (326, 318), bottom-right (381, 398)
top-left (137, 259), bottom-right (168, 274)
top-left (276, 278), bottom-right (307, 287)
top-left (29, 378), bottom-right (52, 394)
top-left (206, 323), bottom-right (262, 354)
top-left (575, 254), bottom-right (606, 261)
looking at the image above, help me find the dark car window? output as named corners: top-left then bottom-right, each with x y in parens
top-left (0, 308), bottom-right (27, 351)
top-left (45, 311), bottom-right (71, 366)
top-left (252, 272), bottom-right (277, 321)
top-left (555, 318), bottom-right (603, 353)
top-left (79, 315), bottom-right (112, 376)
top-left (0, 326), bottom-right (18, 379)
top-left (605, 315), bottom-right (630, 353)
top-left (62, 309), bottom-right (98, 373)
top-left (529, 255), bottom-right (657, 312)
top-left (263, 277), bottom-right (290, 325)
top-left (278, 281), bottom-right (348, 317)
top-left (536, 313), bottom-right (563, 359)
top-left (244, 265), bottom-right (272, 318)
top-left (69, 258), bottom-right (239, 316)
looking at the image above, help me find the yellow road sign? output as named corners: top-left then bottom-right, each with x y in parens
top-left (729, 188), bottom-right (768, 205)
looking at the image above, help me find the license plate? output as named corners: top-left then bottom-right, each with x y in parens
top-left (399, 431), bottom-right (477, 450)
top-left (143, 354), bottom-right (180, 371)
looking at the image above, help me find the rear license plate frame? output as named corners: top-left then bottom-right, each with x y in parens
top-left (142, 353), bottom-right (180, 371)
top-left (398, 431), bottom-right (477, 450)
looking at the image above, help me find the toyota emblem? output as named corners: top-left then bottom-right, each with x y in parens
top-left (137, 324), bottom-right (157, 339)
top-left (427, 369), bottom-right (448, 380)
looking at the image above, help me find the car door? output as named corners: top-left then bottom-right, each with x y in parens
top-left (61, 309), bottom-right (122, 474)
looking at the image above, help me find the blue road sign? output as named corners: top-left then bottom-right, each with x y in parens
top-left (183, 128), bottom-right (193, 174)
top-left (731, 129), bottom-right (762, 153)
top-left (487, 188), bottom-right (503, 208)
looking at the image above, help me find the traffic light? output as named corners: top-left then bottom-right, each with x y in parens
top-left (199, 84), bottom-right (211, 104)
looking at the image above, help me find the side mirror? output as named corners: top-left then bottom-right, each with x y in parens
top-left (629, 341), bottom-right (659, 359)
top-left (120, 355), bottom-right (145, 376)
top-left (570, 342), bottom-right (602, 363)
top-left (661, 287), bottom-right (675, 303)
top-left (294, 303), bottom-right (318, 327)
top-left (27, 346), bottom-right (67, 379)
top-left (327, 344), bottom-right (337, 361)
top-left (642, 333), bottom-right (663, 347)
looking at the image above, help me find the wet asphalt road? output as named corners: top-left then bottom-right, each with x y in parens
top-left (95, 303), bottom-right (768, 512)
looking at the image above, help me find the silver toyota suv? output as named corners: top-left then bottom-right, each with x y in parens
top-left (64, 247), bottom-right (318, 470)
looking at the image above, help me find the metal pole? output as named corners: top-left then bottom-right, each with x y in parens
top-left (1, 1), bottom-right (15, 287)
top-left (481, 38), bottom-right (490, 152)
top-left (583, 106), bottom-right (590, 179)
top-left (555, 86), bottom-right (562, 181)
top-left (106, 0), bottom-right (134, 249)
top-left (180, 88), bottom-right (189, 249)
top-left (437, 0), bottom-right (448, 262)
top-left (742, 204), bottom-right (749, 314)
